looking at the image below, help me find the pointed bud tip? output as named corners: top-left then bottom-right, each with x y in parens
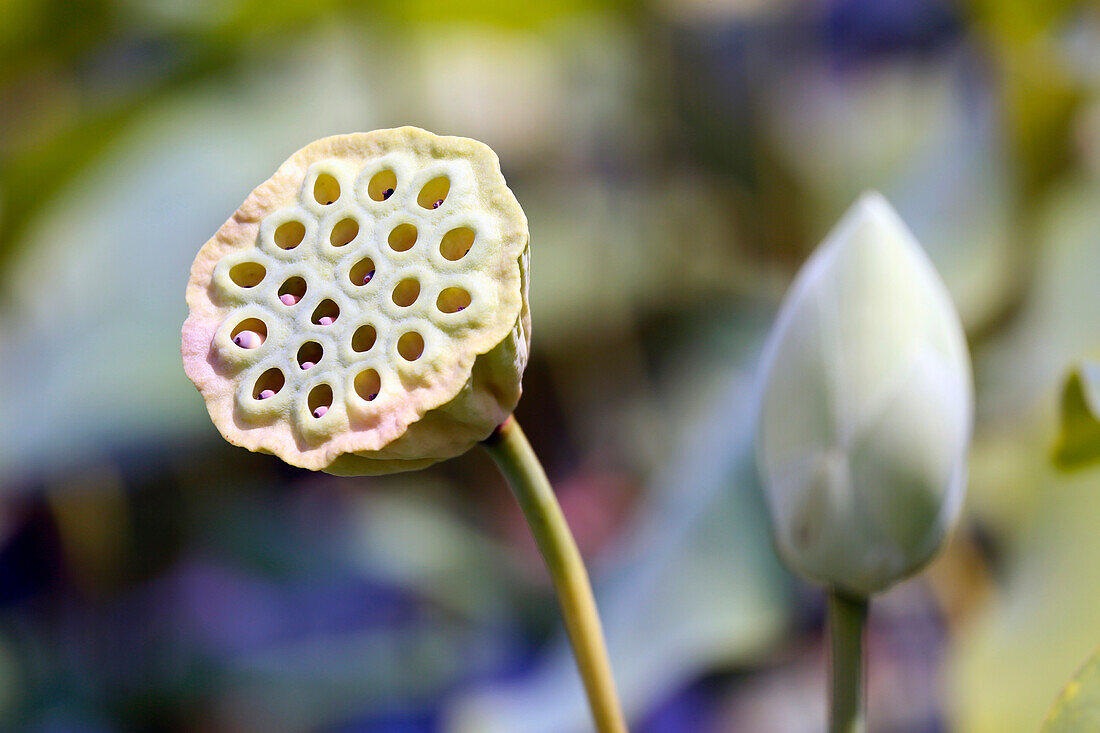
top-left (830, 190), bottom-right (913, 251)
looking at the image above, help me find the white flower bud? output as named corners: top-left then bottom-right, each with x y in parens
top-left (755, 192), bottom-right (973, 596)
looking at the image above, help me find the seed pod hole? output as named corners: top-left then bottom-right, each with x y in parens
top-left (355, 369), bottom-right (381, 401)
top-left (350, 258), bottom-right (376, 287)
top-left (351, 324), bottom-right (377, 352)
top-left (368, 170), bottom-right (397, 201)
top-left (397, 331), bottom-right (425, 361)
top-left (278, 277), bottom-right (306, 306)
top-left (392, 278), bottom-right (420, 307)
top-left (297, 341), bottom-right (323, 370)
top-left (418, 176), bottom-right (450, 209)
top-left (437, 287), bottom-right (471, 313)
top-left (312, 299), bottom-right (340, 325)
top-left (231, 318), bottom-right (267, 348)
top-left (308, 384), bottom-right (333, 418)
top-left (229, 262), bottom-right (266, 288)
top-left (330, 217), bottom-right (359, 247)
top-left (388, 223), bottom-right (418, 252)
top-left (252, 368), bottom-right (285, 399)
top-left (314, 174), bottom-right (340, 205)
top-left (274, 220), bottom-right (306, 250)
top-left (440, 227), bottom-right (475, 261)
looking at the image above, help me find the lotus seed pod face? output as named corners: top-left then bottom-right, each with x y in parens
top-left (755, 192), bottom-right (973, 597)
top-left (182, 127), bottom-right (530, 475)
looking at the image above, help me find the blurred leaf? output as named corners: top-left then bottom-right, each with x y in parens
top-left (1042, 645), bottom-right (1100, 732)
top-left (1054, 361), bottom-right (1100, 470)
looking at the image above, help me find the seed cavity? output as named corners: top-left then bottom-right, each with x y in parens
top-left (352, 325), bottom-right (377, 352)
top-left (355, 369), bottom-right (381, 402)
top-left (440, 227), bottom-right (475, 261)
top-left (253, 368), bottom-right (285, 399)
top-left (312, 299), bottom-right (340, 325)
top-left (274, 221), bottom-right (306, 250)
top-left (418, 176), bottom-right (450, 209)
top-left (308, 384), bottom-right (333, 418)
top-left (350, 258), bottom-right (375, 287)
top-left (437, 287), bottom-right (471, 314)
top-left (231, 318), bottom-right (267, 348)
top-left (397, 331), bottom-right (425, 361)
top-left (297, 341), bottom-right (323, 370)
top-left (314, 174), bottom-right (340, 205)
top-left (330, 217), bottom-right (359, 247)
top-left (392, 279), bottom-right (420, 307)
top-left (229, 262), bottom-right (265, 288)
top-left (279, 277), bottom-right (306, 306)
top-left (388, 223), bottom-right (418, 252)
top-left (368, 170), bottom-right (397, 201)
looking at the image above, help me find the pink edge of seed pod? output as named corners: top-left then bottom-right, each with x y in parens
top-left (319, 316), bottom-right (334, 326)
top-left (313, 405), bottom-right (329, 418)
top-left (300, 362), bottom-right (315, 370)
top-left (233, 330), bottom-right (262, 348)
top-left (258, 389), bottom-right (276, 400)
top-left (280, 293), bottom-right (299, 306)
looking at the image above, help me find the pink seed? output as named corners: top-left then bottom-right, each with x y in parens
top-left (432, 199), bottom-right (443, 209)
top-left (313, 405), bottom-right (328, 418)
top-left (318, 316), bottom-right (334, 326)
top-left (280, 293), bottom-right (299, 306)
top-left (233, 330), bottom-right (262, 348)
top-left (300, 361), bottom-right (314, 370)
top-left (363, 270), bottom-right (375, 285)
top-left (258, 389), bottom-right (275, 400)
top-left (382, 188), bottom-right (394, 199)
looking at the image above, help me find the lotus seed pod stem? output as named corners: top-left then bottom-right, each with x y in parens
top-left (755, 191), bottom-right (973, 597)
top-left (482, 417), bottom-right (628, 733)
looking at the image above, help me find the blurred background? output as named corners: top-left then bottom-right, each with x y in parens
top-left (0, 0), bottom-right (1098, 730)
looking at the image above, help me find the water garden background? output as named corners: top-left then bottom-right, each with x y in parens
top-left (0, 0), bottom-right (1098, 730)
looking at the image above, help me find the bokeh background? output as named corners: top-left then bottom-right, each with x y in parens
top-left (0, 0), bottom-right (1098, 730)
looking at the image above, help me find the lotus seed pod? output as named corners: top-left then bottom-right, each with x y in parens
top-left (182, 127), bottom-right (530, 475)
top-left (755, 192), bottom-right (973, 597)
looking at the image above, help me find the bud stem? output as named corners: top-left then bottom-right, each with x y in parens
top-left (828, 590), bottom-right (869, 733)
top-left (482, 416), bottom-right (628, 733)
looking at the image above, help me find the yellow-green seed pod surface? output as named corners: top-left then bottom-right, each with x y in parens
top-left (182, 128), bottom-right (530, 475)
top-left (755, 192), bottom-right (973, 597)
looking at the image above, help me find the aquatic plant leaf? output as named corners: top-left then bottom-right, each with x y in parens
top-left (1053, 361), bottom-right (1100, 470)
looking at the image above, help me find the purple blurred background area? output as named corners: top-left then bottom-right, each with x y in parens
top-left (1, 0), bottom-right (1099, 730)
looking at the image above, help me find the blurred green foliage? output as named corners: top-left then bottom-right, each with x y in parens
top-left (0, 0), bottom-right (1099, 730)
top-left (1054, 361), bottom-right (1100, 470)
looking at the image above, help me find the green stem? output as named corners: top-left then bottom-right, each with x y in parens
top-left (828, 590), bottom-right (869, 733)
top-left (482, 416), bottom-right (628, 733)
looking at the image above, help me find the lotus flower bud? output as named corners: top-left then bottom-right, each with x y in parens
top-left (182, 127), bottom-right (530, 475)
top-left (755, 192), bottom-right (973, 596)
